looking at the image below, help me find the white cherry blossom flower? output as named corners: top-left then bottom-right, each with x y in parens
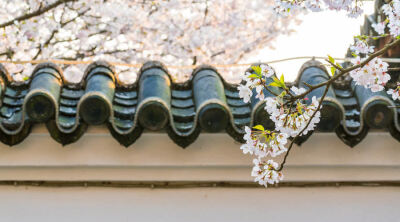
top-left (387, 84), bottom-right (400, 100)
top-left (265, 95), bottom-right (321, 137)
top-left (372, 22), bottom-right (386, 35)
top-left (251, 158), bottom-right (283, 187)
top-left (291, 86), bottom-right (306, 95)
top-left (350, 40), bottom-right (374, 55)
top-left (349, 57), bottom-right (390, 92)
top-left (237, 84), bottom-right (253, 103)
top-left (260, 64), bottom-right (275, 78)
top-left (240, 143), bottom-right (255, 155)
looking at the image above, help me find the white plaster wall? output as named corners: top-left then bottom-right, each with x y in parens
top-left (0, 126), bottom-right (398, 182)
top-left (0, 127), bottom-right (399, 222)
top-left (0, 186), bottom-right (398, 222)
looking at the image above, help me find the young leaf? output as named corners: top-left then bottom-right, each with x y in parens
top-left (280, 74), bottom-right (285, 83)
top-left (330, 67), bottom-right (336, 76)
top-left (279, 74), bottom-right (286, 89)
top-left (248, 74), bottom-right (259, 79)
top-left (269, 82), bottom-right (280, 87)
top-left (251, 66), bottom-right (262, 76)
top-left (327, 55), bottom-right (335, 64)
top-left (253, 125), bottom-right (264, 131)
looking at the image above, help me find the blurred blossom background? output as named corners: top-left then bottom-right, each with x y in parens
top-left (0, 0), bottom-right (374, 84)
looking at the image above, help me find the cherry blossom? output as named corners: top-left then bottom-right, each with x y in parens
top-left (349, 57), bottom-right (390, 92)
top-left (237, 64), bottom-right (276, 102)
top-left (290, 86), bottom-right (306, 95)
top-left (0, 0), bottom-right (297, 83)
top-left (260, 64), bottom-right (275, 77)
top-left (387, 83), bottom-right (400, 100)
top-left (240, 126), bottom-right (289, 158)
top-left (372, 22), bottom-right (386, 35)
top-left (264, 95), bottom-right (321, 137)
top-left (274, 0), bottom-right (364, 17)
top-left (350, 40), bottom-right (374, 55)
top-left (251, 158), bottom-right (283, 186)
top-left (236, 0), bottom-right (400, 188)
top-left (382, 0), bottom-right (400, 37)
top-left (237, 84), bottom-right (253, 103)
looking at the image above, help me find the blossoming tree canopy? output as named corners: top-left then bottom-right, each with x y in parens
top-left (238, 0), bottom-right (400, 187)
top-left (0, 0), bottom-right (297, 82)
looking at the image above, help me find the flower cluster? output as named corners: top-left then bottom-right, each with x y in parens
top-left (350, 40), bottom-right (374, 55)
top-left (242, 0), bottom-right (400, 189)
top-left (252, 158), bottom-right (283, 186)
top-left (388, 83), bottom-right (400, 100)
top-left (240, 126), bottom-right (289, 158)
top-left (381, 0), bottom-right (400, 37)
top-left (349, 57), bottom-right (390, 92)
top-left (237, 64), bottom-right (275, 103)
top-left (349, 0), bottom-right (400, 100)
top-left (238, 66), bottom-right (322, 187)
top-left (273, 0), bottom-right (363, 17)
top-left (240, 125), bottom-right (288, 186)
top-left (265, 87), bottom-right (321, 137)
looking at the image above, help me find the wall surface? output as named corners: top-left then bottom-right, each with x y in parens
top-left (0, 126), bottom-right (398, 182)
top-left (0, 186), bottom-right (399, 222)
top-left (0, 126), bottom-right (399, 221)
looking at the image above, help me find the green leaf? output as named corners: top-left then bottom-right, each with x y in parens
top-left (248, 74), bottom-right (259, 79)
top-left (272, 76), bottom-right (280, 83)
top-left (335, 62), bottom-right (343, 69)
top-left (23, 76), bottom-right (29, 81)
top-left (253, 125), bottom-right (264, 131)
top-left (280, 74), bottom-right (285, 83)
top-left (327, 55), bottom-right (335, 64)
top-left (279, 74), bottom-right (286, 89)
top-left (269, 82), bottom-right (280, 87)
top-left (351, 52), bottom-right (358, 57)
top-left (330, 67), bottom-right (336, 76)
top-left (251, 66), bottom-right (262, 75)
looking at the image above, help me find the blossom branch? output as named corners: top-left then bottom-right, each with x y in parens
top-left (291, 37), bottom-right (400, 101)
top-left (0, 0), bottom-right (77, 28)
top-left (277, 81), bottom-right (331, 171)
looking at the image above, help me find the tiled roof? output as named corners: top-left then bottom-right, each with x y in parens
top-left (0, 59), bottom-right (398, 148)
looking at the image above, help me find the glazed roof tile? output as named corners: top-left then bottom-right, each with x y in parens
top-left (0, 58), bottom-right (398, 148)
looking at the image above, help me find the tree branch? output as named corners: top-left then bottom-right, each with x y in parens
top-left (0, 0), bottom-right (77, 28)
top-left (278, 81), bottom-right (331, 171)
top-left (291, 37), bottom-right (400, 101)
top-left (276, 38), bottom-right (400, 172)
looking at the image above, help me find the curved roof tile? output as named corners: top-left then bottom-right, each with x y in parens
top-left (0, 59), bottom-right (398, 148)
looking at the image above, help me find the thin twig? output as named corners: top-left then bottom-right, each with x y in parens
top-left (278, 81), bottom-right (331, 171)
top-left (389, 67), bottom-right (400, 71)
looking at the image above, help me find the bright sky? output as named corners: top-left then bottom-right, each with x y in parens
top-left (247, 2), bottom-right (375, 82)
